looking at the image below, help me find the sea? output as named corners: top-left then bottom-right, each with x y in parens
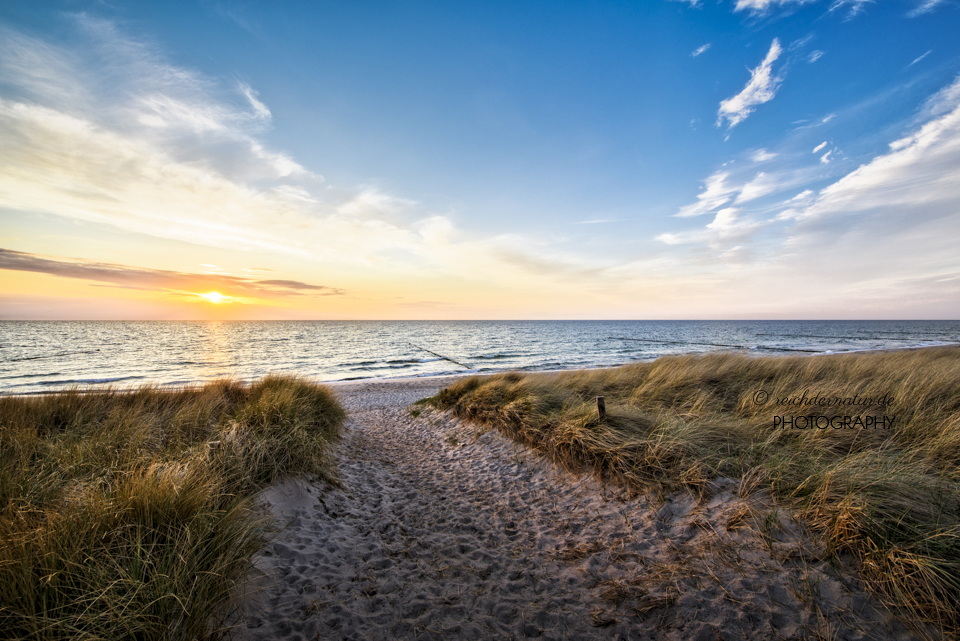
top-left (1, 320), bottom-right (959, 395)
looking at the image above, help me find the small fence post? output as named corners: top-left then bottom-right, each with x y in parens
top-left (596, 396), bottom-right (606, 421)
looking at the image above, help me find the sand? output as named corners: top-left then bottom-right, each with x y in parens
top-left (230, 376), bottom-right (921, 641)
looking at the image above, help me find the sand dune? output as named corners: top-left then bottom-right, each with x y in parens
top-left (231, 376), bottom-right (919, 640)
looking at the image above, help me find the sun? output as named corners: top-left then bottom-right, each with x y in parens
top-left (198, 291), bottom-right (227, 304)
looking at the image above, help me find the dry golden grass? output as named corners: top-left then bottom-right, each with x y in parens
top-left (0, 374), bottom-right (346, 641)
top-left (429, 348), bottom-right (960, 637)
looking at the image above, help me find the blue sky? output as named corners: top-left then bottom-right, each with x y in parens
top-left (1, 0), bottom-right (959, 319)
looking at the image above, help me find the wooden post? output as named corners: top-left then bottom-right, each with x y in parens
top-left (596, 396), bottom-right (606, 421)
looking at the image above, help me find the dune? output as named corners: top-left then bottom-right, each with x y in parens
top-left (231, 375), bottom-right (918, 641)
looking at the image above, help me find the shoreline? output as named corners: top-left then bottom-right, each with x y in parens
top-left (4, 341), bottom-right (958, 397)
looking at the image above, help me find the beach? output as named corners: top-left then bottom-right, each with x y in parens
top-left (231, 375), bottom-right (920, 641)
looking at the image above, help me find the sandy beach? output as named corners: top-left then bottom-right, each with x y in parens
top-left (231, 375), bottom-right (921, 641)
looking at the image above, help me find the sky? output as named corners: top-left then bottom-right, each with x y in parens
top-left (1, 0), bottom-right (959, 320)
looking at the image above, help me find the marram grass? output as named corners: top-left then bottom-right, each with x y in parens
top-left (0, 374), bottom-right (346, 641)
top-left (429, 347), bottom-right (960, 637)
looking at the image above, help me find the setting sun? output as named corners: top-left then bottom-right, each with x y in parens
top-left (199, 291), bottom-right (227, 304)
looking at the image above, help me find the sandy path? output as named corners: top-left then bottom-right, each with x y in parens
top-left (232, 377), bottom-right (920, 641)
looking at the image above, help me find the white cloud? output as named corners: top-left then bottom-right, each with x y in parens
top-left (751, 148), bottom-right (778, 162)
top-left (734, 0), bottom-right (815, 13)
top-left (735, 172), bottom-right (780, 203)
top-left (908, 51), bottom-right (932, 67)
top-left (717, 39), bottom-right (784, 129)
top-left (923, 76), bottom-right (960, 119)
top-left (691, 44), bottom-right (711, 58)
top-left (808, 50), bottom-right (824, 63)
top-left (653, 75), bottom-right (960, 317)
top-left (239, 82), bottom-right (271, 121)
top-left (711, 0), bottom-right (877, 18)
top-left (746, 76), bottom-right (960, 315)
top-left (707, 207), bottom-right (741, 230)
top-left (820, 150), bottom-right (833, 163)
top-left (676, 164), bottom-right (814, 217)
top-left (813, 141), bottom-right (827, 153)
top-left (798, 76), bottom-right (960, 219)
top-left (792, 114), bottom-right (835, 131)
top-left (908, 0), bottom-right (945, 17)
top-left (829, 0), bottom-right (873, 17)
top-left (675, 172), bottom-right (738, 217)
top-left (657, 204), bottom-right (768, 249)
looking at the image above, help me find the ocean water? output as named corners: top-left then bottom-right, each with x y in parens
top-left (1, 320), bottom-right (958, 394)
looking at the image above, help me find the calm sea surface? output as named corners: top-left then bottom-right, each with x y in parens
top-left (2, 320), bottom-right (959, 394)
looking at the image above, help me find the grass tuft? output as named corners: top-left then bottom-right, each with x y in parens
top-left (427, 348), bottom-right (960, 636)
top-left (0, 374), bottom-right (346, 641)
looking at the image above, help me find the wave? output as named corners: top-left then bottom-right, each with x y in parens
top-left (36, 375), bottom-right (145, 386)
top-left (3, 320), bottom-right (958, 394)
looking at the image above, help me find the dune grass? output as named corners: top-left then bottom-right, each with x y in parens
top-left (0, 374), bottom-right (346, 641)
top-left (428, 347), bottom-right (960, 637)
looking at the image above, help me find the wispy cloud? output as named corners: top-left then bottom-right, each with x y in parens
top-left (675, 172), bottom-right (738, 217)
top-left (0, 18), bottom-right (652, 316)
top-left (238, 82), bottom-right (271, 121)
top-left (907, 0), bottom-right (945, 17)
top-left (922, 76), bottom-right (960, 118)
top-left (734, 0), bottom-right (815, 13)
top-left (571, 218), bottom-right (632, 225)
top-left (684, 0), bottom-right (884, 19)
top-left (751, 148), bottom-right (778, 162)
top-left (735, 172), bottom-right (779, 202)
top-left (792, 113), bottom-right (835, 130)
top-left (908, 50), bottom-right (932, 67)
top-left (657, 205), bottom-right (768, 249)
top-left (808, 50), bottom-right (824, 62)
top-left (660, 74), bottom-right (960, 316)
top-left (0, 21), bottom-right (456, 273)
top-left (0, 248), bottom-right (345, 297)
top-left (691, 43), bottom-right (711, 58)
top-left (829, 0), bottom-right (873, 18)
top-left (717, 39), bottom-right (784, 129)
top-left (797, 75), bottom-right (960, 219)
top-left (813, 141), bottom-right (827, 152)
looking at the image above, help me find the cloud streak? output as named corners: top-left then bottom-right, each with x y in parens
top-left (908, 50), bottom-right (932, 67)
top-left (0, 248), bottom-right (345, 297)
top-left (907, 0), bottom-right (944, 17)
top-left (717, 39), bottom-right (784, 129)
top-left (675, 172), bottom-right (738, 217)
top-left (734, 0), bottom-right (816, 14)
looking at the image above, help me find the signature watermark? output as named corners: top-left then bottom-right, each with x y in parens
top-left (751, 389), bottom-right (894, 408)
top-left (752, 389), bottom-right (896, 430)
top-left (772, 414), bottom-right (896, 430)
